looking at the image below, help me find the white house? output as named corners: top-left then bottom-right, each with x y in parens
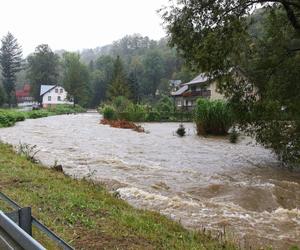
top-left (40, 85), bottom-right (73, 108)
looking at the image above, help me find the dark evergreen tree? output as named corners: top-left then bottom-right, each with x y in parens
top-left (62, 52), bottom-right (91, 107)
top-left (0, 32), bottom-right (23, 106)
top-left (127, 71), bottom-right (139, 103)
top-left (27, 44), bottom-right (60, 102)
top-left (107, 56), bottom-right (130, 99)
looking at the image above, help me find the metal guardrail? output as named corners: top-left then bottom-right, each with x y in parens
top-left (0, 211), bottom-right (45, 250)
top-left (0, 192), bottom-right (74, 250)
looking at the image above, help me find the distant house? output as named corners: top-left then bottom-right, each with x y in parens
top-left (171, 73), bottom-right (225, 110)
top-left (40, 85), bottom-right (73, 108)
top-left (16, 84), bottom-right (35, 107)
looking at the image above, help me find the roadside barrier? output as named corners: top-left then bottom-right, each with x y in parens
top-left (0, 192), bottom-right (74, 250)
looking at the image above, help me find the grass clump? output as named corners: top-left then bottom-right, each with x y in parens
top-left (194, 98), bottom-right (234, 136)
top-left (0, 143), bottom-right (236, 250)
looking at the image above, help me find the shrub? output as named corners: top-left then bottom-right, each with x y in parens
top-left (113, 96), bottom-right (131, 113)
top-left (47, 104), bottom-right (86, 115)
top-left (194, 98), bottom-right (234, 135)
top-left (0, 110), bottom-right (26, 127)
top-left (102, 105), bottom-right (117, 120)
top-left (156, 95), bottom-right (174, 113)
top-left (26, 110), bottom-right (49, 119)
top-left (145, 111), bottom-right (160, 122)
top-left (0, 114), bottom-right (13, 127)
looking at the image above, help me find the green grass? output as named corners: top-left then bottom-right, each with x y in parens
top-left (0, 143), bottom-right (236, 250)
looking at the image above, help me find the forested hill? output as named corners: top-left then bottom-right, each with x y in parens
top-left (74, 34), bottom-right (194, 106)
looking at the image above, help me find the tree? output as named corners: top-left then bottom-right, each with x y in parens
top-left (107, 56), bottom-right (130, 99)
top-left (0, 32), bottom-right (23, 106)
top-left (62, 52), bottom-right (90, 107)
top-left (142, 50), bottom-right (165, 96)
top-left (90, 70), bottom-right (106, 107)
top-left (127, 71), bottom-right (139, 103)
top-left (0, 84), bottom-right (6, 106)
top-left (27, 44), bottom-right (60, 102)
top-left (161, 0), bottom-right (300, 73)
top-left (162, 2), bottom-right (300, 166)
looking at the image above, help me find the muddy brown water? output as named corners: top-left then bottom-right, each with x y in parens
top-left (0, 113), bottom-right (299, 249)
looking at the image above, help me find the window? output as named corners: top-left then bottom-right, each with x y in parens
top-left (57, 96), bottom-right (61, 101)
top-left (60, 88), bottom-right (63, 93)
top-left (55, 88), bottom-right (58, 93)
top-left (48, 96), bottom-right (51, 101)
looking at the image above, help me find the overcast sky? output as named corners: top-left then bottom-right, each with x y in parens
top-left (0, 0), bottom-right (170, 56)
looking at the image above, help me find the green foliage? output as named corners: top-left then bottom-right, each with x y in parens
top-left (0, 32), bottom-right (23, 106)
top-left (156, 95), bottom-right (174, 113)
top-left (107, 56), bottom-right (130, 99)
top-left (0, 85), bottom-right (6, 106)
top-left (163, 2), bottom-right (300, 166)
top-left (102, 105), bottom-right (117, 120)
top-left (99, 96), bottom-right (191, 123)
top-left (47, 104), bottom-right (86, 114)
top-left (62, 52), bottom-right (91, 107)
top-left (0, 105), bottom-right (85, 127)
top-left (194, 99), bottom-right (234, 135)
top-left (0, 110), bottom-right (26, 127)
top-left (26, 110), bottom-right (50, 119)
top-left (27, 44), bottom-right (60, 102)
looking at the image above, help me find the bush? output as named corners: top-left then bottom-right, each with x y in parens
top-left (0, 114), bottom-right (13, 127)
top-left (102, 105), bottom-right (117, 120)
top-left (176, 124), bottom-right (186, 137)
top-left (47, 104), bottom-right (86, 115)
top-left (145, 111), bottom-right (160, 122)
top-left (194, 99), bottom-right (234, 135)
top-left (26, 110), bottom-right (49, 119)
top-left (113, 96), bottom-right (132, 113)
top-left (0, 110), bottom-right (26, 127)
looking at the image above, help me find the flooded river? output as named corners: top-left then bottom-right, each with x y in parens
top-left (0, 113), bottom-right (299, 249)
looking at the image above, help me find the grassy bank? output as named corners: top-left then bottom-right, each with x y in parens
top-left (0, 143), bottom-right (236, 249)
top-left (0, 104), bottom-right (86, 128)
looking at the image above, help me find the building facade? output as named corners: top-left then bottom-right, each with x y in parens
top-left (171, 74), bottom-right (225, 110)
top-left (40, 85), bottom-right (73, 108)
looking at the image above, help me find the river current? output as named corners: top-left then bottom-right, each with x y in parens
top-left (0, 113), bottom-right (299, 249)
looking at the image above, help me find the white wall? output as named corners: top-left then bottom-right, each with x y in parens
top-left (42, 87), bottom-right (73, 106)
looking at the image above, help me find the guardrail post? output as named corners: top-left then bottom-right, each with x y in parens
top-left (19, 207), bottom-right (32, 236)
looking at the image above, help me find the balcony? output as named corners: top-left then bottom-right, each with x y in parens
top-left (182, 89), bottom-right (211, 98)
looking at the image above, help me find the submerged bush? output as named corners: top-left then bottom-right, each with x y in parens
top-left (176, 124), bottom-right (186, 137)
top-left (194, 98), bottom-right (234, 135)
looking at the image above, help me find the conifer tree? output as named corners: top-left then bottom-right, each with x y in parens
top-left (0, 32), bottom-right (23, 106)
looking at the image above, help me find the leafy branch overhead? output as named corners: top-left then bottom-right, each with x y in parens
top-left (162, 0), bottom-right (300, 167)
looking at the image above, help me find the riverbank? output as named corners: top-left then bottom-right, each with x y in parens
top-left (0, 143), bottom-right (236, 249)
top-left (0, 104), bottom-right (86, 127)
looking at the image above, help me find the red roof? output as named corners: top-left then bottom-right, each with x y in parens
top-left (16, 84), bottom-right (31, 98)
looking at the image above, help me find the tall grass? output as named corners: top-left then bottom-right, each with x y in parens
top-left (194, 98), bottom-right (234, 135)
